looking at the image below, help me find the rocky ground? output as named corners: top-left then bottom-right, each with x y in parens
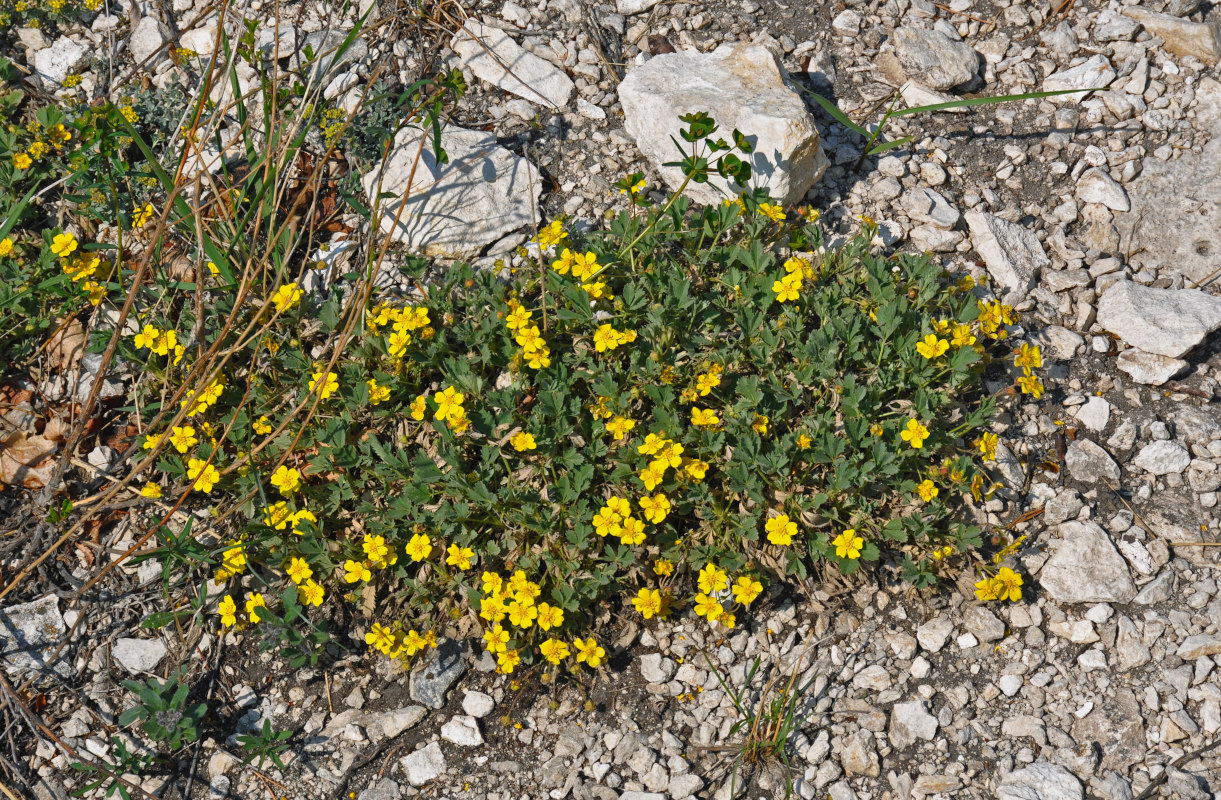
top-left (4, 0), bottom-right (1221, 797)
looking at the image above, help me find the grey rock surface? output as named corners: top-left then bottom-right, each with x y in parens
top-left (400, 741), bottom-right (446, 786)
top-left (409, 639), bottom-right (469, 709)
top-left (0, 595), bottom-right (73, 678)
top-left (893, 27), bottom-right (979, 90)
top-left (889, 700), bottom-right (938, 748)
top-left (1116, 349), bottom-right (1187, 385)
top-left (1132, 440), bottom-right (1190, 475)
top-left (452, 21), bottom-right (574, 109)
top-left (998, 761), bottom-right (1083, 800)
top-left (1097, 281), bottom-right (1221, 358)
top-left (1042, 55), bottom-right (1117, 103)
top-left (1065, 439), bottom-right (1121, 484)
top-left (1039, 521), bottom-right (1137, 604)
top-left (618, 43), bottom-right (829, 206)
top-left (965, 211), bottom-right (1048, 302)
top-left (112, 637), bottom-right (167, 674)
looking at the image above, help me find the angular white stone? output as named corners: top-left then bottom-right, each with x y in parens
top-left (1039, 521), bottom-right (1137, 604)
top-left (893, 27), bottom-right (979, 91)
top-left (965, 211), bottom-right (1048, 303)
top-left (1097, 281), bottom-right (1221, 358)
top-left (1076, 168), bottom-right (1130, 212)
top-left (363, 125), bottom-right (540, 259)
top-left (999, 762), bottom-right (1083, 800)
top-left (452, 21), bottom-right (574, 109)
top-left (401, 741), bottom-right (446, 786)
top-left (440, 714), bottom-right (484, 747)
top-left (33, 36), bottom-right (88, 85)
top-left (618, 43), bottom-right (829, 206)
top-left (1116, 348), bottom-right (1188, 385)
top-left (129, 17), bottom-right (169, 67)
top-left (889, 700), bottom-right (938, 748)
top-left (1123, 7), bottom-right (1221, 65)
top-left (1133, 440), bottom-right (1190, 475)
top-left (1177, 634), bottom-right (1221, 659)
top-left (113, 637), bottom-right (167, 674)
top-left (1075, 396), bottom-right (1111, 433)
top-left (1042, 55), bottom-right (1117, 104)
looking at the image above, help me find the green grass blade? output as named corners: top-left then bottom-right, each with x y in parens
top-left (801, 88), bottom-right (872, 138)
top-left (889, 87), bottom-right (1107, 118)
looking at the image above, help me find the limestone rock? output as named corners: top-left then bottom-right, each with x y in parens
top-left (1039, 521), bottom-right (1137, 604)
top-left (1072, 689), bottom-right (1146, 772)
top-left (401, 741), bottom-right (446, 786)
top-left (1132, 441), bottom-right (1190, 475)
top-left (998, 761), bottom-right (1083, 800)
top-left (363, 126), bottom-right (540, 260)
top-left (1076, 168), bottom-right (1130, 212)
top-left (409, 638), bottom-right (469, 708)
top-left (113, 638), bottom-right (167, 674)
top-left (1042, 55), bottom-right (1117, 103)
top-left (1065, 439), bottom-right (1121, 484)
top-left (893, 27), bottom-right (979, 90)
top-left (1097, 281), bottom-right (1221, 358)
top-left (0, 595), bottom-right (73, 678)
top-left (452, 21), bottom-right (573, 109)
top-left (440, 715), bottom-right (484, 747)
top-left (1123, 7), bottom-right (1221, 64)
top-left (965, 211), bottom-right (1048, 303)
top-left (33, 36), bottom-right (88, 85)
top-left (889, 700), bottom-right (938, 748)
top-left (1116, 349), bottom-right (1187, 385)
top-left (617, 43), bottom-right (829, 206)
top-left (129, 17), bottom-right (169, 66)
top-left (1177, 634), bottom-right (1221, 659)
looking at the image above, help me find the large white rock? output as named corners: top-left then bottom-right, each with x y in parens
top-left (893, 27), bottom-right (979, 91)
top-left (999, 761), bottom-right (1083, 800)
top-left (617, 43), bottom-right (829, 206)
top-left (964, 211), bottom-right (1048, 302)
top-left (33, 36), bottom-right (88, 85)
top-left (1097, 281), bottom-right (1221, 358)
top-left (129, 17), bottom-right (169, 67)
top-left (452, 21), bottom-right (574, 110)
top-left (113, 637), bottom-right (167, 674)
top-left (363, 125), bottom-right (540, 259)
top-left (1123, 7), bottom-right (1221, 65)
top-left (401, 741), bottom-right (446, 786)
top-left (1116, 348), bottom-right (1188, 385)
top-left (1039, 521), bottom-right (1137, 604)
top-left (1042, 55), bottom-right (1116, 104)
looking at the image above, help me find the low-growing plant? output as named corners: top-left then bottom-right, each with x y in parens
top-left (69, 736), bottom-right (158, 800)
top-left (237, 719), bottom-right (294, 770)
top-left (118, 673), bottom-right (207, 750)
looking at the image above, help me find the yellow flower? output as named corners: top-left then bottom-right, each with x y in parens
top-left (690, 407), bottom-right (719, 427)
top-left (508, 600), bottom-right (537, 628)
top-left (653, 558), bottom-right (674, 577)
top-left (289, 509), bottom-right (316, 536)
top-left (718, 612), bottom-right (737, 630)
top-left (758, 202), bottom-right (786, 222)
top-left (81, 280), bottom-right (105, 305)
top-left (916, 334), bottom-right (949, 360)
top-left (638, 461), bottom-right (668, 492)
top-left (445, 544), bottom-right (474, 570)
top-left (367, 378), bottom-right (391, 405)
top-left (480, 594), bottom-right (508, 623)
top-left (693, 593), bottom-right (723, 622)
top-left (632, 588), bottom-right (663, 620)
top-left (592, 324), bottom-right (623, 353)
top-left (752, 415), bottom-right (769, 434)
top-left (900, 419), bottom-right (930, 449)
top-left (308, 370), bottom-right (339, 400)
top-left (405, 533), bottom-right (432, 562)
top-left (618, 516), bottom-right (647, 545)
top-left (772, 272), bottom-right (801, 303)
top-left (387, 330), bottom-right (412, 358)
top-left (638, 433), bottom-right (668, 456)
top-left (536, 602), bottom-right (564, 631)
top-left (483, 625), bottom-right (510, 653)
top-left (765, 514), bottom-right (796, 546)
top-left (606, 496), bottom-right (631, 518)
top-left (343, 560), bottom-right (371, 583)
top-left (573, 637), bottom-right (605, 667)
top-left (186, 458), bottom-right (220, 493)
top-left (264, 501), bottom-right (292, 530)
top-left (286, 557), bottom-right (313, 584)
top-left (592, 504), bottom-right (623, 537)
top-left (1014, 343), bottom-right (1042, 370)
top-left (916, 479), bottom-right (939, 502)
top-left (682, 458), bottom-right (709, 481)
top-left (217, 543), bottom-right (247, 579)
top-left (50, 232), bottom-right (77, 257)
top-left (245, 593), bottom-right (266, 624)
top-left (993, 567), bottom-right (1023, 602)
top-left (606, 416), bottom-right (635, 440)
top-left (143, 433), bottom-right (162, 450)
top-left (697, 563), bottom-right (728, 594)
top-left (638, 493), bottom-right (671, 524)
top-left (731, 576), bottom-right (762, 606)
top-left (535, 219), bottom-right (568, 248)
top-left (1017, 372), bottom-right (1044, 399)
top-left (132, 203), bottom-right (154, 229)
top-left (434, 386), bottom-right (465, 421)
top-left (581, 281), bottom-right (610, 298)
top-left (182, 378), bottom-right (224, 416)
top-left (974, 575), bottom-right (1001, 601)
top-left (497, 648), bottom-right (521, 673)
top-left (620, 176), bottom-right (646, 195)
top-left (796, 434), bottom-right (812, 449)
top-left (217, 595), bottom-right (238, 627)
top-left (976, 431), bottom-right (998, 461)
top-left (695, 371), bottom-right (722, 396)
top-left (832, 529), bottom-right (864, 559)
top-left (482, 571), bottom-right (504, 595)
top-left (540, 638), bottom-right (570, 665)
top-left (950, 323), bottom-right (976, 348)
top-left (298, 579), bottom-right (325, 606)
top-left (0, 237), bottom-right (12, 257)
top-left (362, 534), bottom-right (390, 565)
top-left (139, 481), bottom-right (162, 499)
top-left (366, 622), bottom-right (395, 653)
top-left (410, 395), bottom-right (427, 421)
top-left (207, 261), bottom-right (221, 276)
top-left (269, 465), bottom-right (301, 496)
top-left (505, 305), bottom-right (532, 330)
top-left (515, 324), bottom-right (545, 351)
top-left (510, 432), bottom-right (537, 452)
top-left (13, 153), bottom-right (32, 170)
top-left (253, 416), bottom-right (273, 435)
top-left (168, 425), bottom-right (198, 453)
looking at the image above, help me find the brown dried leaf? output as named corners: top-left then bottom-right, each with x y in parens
top-left (47, 317), bottom-right (86, 372)
top-left (0, 431), bottom-right (60, 489)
